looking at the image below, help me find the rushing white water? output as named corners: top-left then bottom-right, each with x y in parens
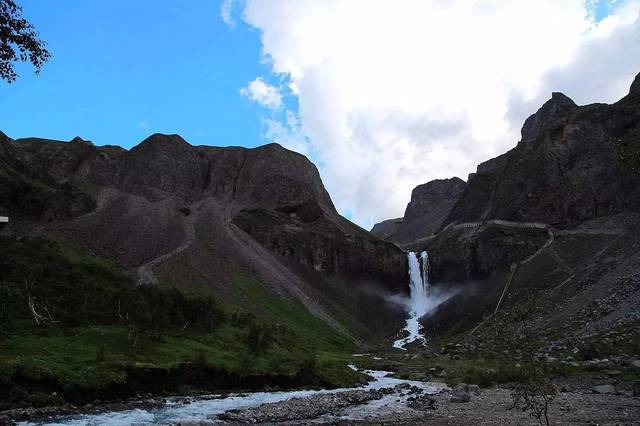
top-left (393, 251), bottom-right (430, 350)
top-left (421, 251), bottom-right (430, 296)
top-left (20, 368), bottom-right (445, 426)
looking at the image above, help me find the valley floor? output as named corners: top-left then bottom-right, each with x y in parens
top-left (3, 353), bottom-right (639, 425)
top-left (5, 376), bottom-right (638, 425)
top-left (346, 387), bottom-right (640, 425)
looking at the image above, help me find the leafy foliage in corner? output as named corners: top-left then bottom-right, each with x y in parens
top-left (0, 0), bottom-right (51, 82)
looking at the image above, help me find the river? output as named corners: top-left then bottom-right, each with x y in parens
top-left (22, 367), bottom-right (446, 425)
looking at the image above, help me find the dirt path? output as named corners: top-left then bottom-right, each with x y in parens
top-left (136, 206), bottom-right (198, 286)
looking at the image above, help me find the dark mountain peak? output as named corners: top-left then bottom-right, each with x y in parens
top-left (404, 177), bottom-right (467, 224)
top-left (521, 92), bottom-right (577, 142)
top-left (256, 142), bottom-right (286, 151)
top-left (251, 142), bottom-right (310, 162)
top-left (70, 136), bottom-right (93, 146)
top-left (132, 133), bottom-right (191, 154)
top-left (370, 218), bottom-right (403, 240)
top-left (550, 91), bottom-right (574, 103)
top-left (372, 177), bottom-right (467, 243)
top-left (444, 78), bottom-right (640, 229)
top-left (410, 177), bottom-right (466, 202)
top-left (630, 72), bottom-right (640, 96)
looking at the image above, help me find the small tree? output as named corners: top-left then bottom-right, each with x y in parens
top-left (1, 0), bottom-right (51, 82)
top-left (510, 309), bottom-right (556, 426)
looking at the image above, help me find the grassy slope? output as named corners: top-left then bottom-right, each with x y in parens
top-left (0, 237), bottom-right (363, 409)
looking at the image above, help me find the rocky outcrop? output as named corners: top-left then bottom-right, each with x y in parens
top-left (417, 223), bottom-right (551, 282)
top-left (371, 218), bottom-right (403, 240)
top-left (630, 72), bottom-right (640, 96)
top-left (0, 133), bottom-right (97, 220)
top-left (234, 206), bottom-right (405, 285)
top-left (520, 92), bottom-right (577, 143)
top-left (371, 178), bottom-right (466, 244)
top-left (443, 74), bottom-right (640, 228)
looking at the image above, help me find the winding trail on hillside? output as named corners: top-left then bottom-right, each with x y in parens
top-left (401, 219), bottom-right (622, 249)
top-left (465, 222), bottom-right (623, 335)
top-left (136, 207), bottom-right (198, 286)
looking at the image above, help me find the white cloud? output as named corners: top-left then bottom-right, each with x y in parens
top-left (220, 0), bottom-right (237, 27)
top-left (229, 0), bottom-right (640, 228)
top-left (239, 77), bottom-right (283, 109)
top-left (263, 110), bottom-right (310, 155)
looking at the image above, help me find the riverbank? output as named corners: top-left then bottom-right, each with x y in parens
top-left (0, 369), bottom-right (444, 425)
top-left (343, 387), bottom-right (640, 425)
top-left (3, 363), bottom-right (639, 425)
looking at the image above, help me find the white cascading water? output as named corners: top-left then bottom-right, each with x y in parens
top-left (421, 251), bottom-right (430, 296)
top-left (393, 251), bottom-right (430, 350)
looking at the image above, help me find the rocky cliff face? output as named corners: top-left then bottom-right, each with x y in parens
top-left (371, 177), bottom-right (466, 244)
top-left (406, 73), bottom-right (640, 350)
top-left (0, 133), bottom-right (97, 220)
top-left (370, 218), bottom-right (403, 240)
top-left (443, 75), bottom-right (640, 228)
top-left (520, 92), bottom-right (577, 143)
top-left (0, 132), bottom-right (407, 339)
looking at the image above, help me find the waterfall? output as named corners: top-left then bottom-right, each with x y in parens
top-left (392, 251), bottom-right (430, 350)
top-left (421, 251), bottom-right (430, 296)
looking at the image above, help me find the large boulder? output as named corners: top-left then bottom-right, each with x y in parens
top-left (450, 383), bottom-right (471, 403)
top-left (592, 385), bottom-right (616, 395)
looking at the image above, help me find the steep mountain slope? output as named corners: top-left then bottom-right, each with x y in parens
top-left (371, 177), bottom-right (466, 245)
top-left (413, 73), bottom-right (640, 353)
top-left (0, 133), bottom-right (407, 341)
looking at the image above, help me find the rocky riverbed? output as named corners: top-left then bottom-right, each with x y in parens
top-left (5, 369), bottom-right (444, 425)
top-left (343, 387), bottom-right (640, 425)
top-left (4, 367), bottom-right (639, 425)
top-left (214, 383), bottom-right (640, 425)
top-left (219, 387), bottom-right (399, 423)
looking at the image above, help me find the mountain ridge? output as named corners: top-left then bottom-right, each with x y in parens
top-left (0, 132), bottom-right (408, 342)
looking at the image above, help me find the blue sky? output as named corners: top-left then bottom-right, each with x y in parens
top-left (0, 0), bottom-right (636, 228)
top-left (0, 0), bottom-right (273, 149)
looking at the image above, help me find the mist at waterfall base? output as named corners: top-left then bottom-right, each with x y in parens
top-left (392, 251), bottom-right (458, 350)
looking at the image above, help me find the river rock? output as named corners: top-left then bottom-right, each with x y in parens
top-left (0, 414), bottom-right (15, 426)
top-left (450, 383), bottom-right (471, 403)
top-left (408, 395), bottom-right (437, 411)
top-left (219, 387), bottom-right (394, 423)
top-left (592, 385), bottom-right (616, 395)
